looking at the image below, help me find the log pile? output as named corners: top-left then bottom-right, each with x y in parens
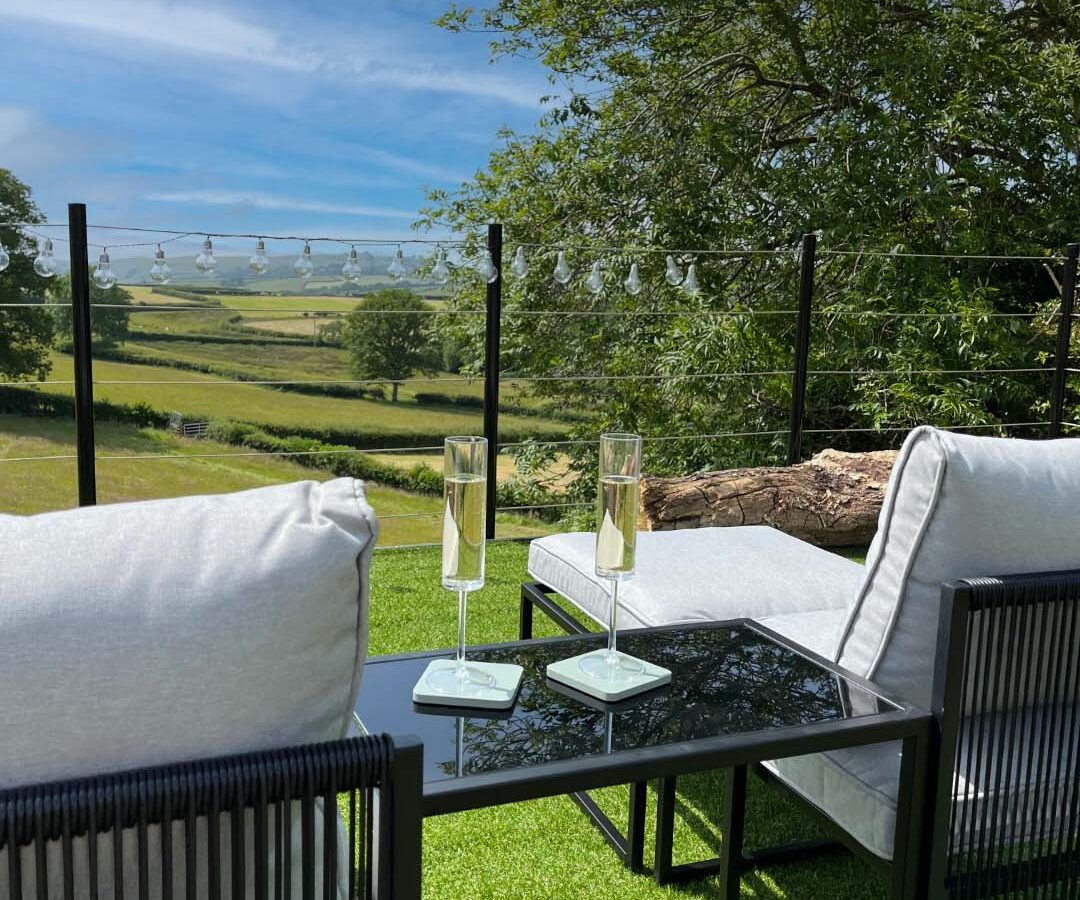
top-left (640, 448), bottom-right (897, 547)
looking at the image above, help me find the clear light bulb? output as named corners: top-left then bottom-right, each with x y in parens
top-left (91, 249), bottom-right (117, 289)
top-left (33, 238), bottom-right (57, 278)
top-left (430, 249), bottom-right (450, 284)
top-left (478, 249), bottom-right (499, 283)
top-left (195, 237), bottom-right (216, 273)
top-left (342, 246), bottom-right (362, 282)
top-left (0, 241), bottom-right (10, 273)
top-left (293, 241), bottom-right (314, 279)
top-left (149, 245), bottom-right (172, 284)
top-left (249, 238), bottom-right (270, 275)
top-left (682, 262), bottom-right (701, 295)
top-left (388, 246), bottom-right (407, 280)
top-left (553, 250), bottom-right (572, 284)
top-left (664, 254), bottom-right (684, 286)
top-left (585, 260), bottom-right (604, 294)
top-left (624, 262), bottom-right (642, 295)
top-left (510, 246), bottom-right (528, 279)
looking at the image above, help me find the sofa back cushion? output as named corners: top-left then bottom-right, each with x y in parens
top-left (835, 427), bottom-right (1080, 709)
top-left (0, 478), bottom-right (377, 789)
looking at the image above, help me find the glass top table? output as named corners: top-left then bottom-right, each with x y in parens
top-left (355, 620), bottom-right (927, 817)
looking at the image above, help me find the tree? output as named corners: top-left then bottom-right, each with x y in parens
top-left (47, 275), bottom-right (133, 349)
top-left (0, 170), bottom-right (55, 381)
top-left (424, 1), bottom-right (1080, 500)
top-left (341, 289), bottom-right (437, 402)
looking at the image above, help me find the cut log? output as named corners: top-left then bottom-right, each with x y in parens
top-left (640, 448), bottom-right (897, 547)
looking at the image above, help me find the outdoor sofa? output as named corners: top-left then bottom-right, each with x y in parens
top-left (523, 425), bottom-right (1080, 896)
top-left (0, 479), bottom-right (421, 899)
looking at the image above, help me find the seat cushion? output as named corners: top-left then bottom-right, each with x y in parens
top-left (836, 427), bottom-right (1080, 710)
top-left (0, 478), bottom-right (377, 788)
top-left (764, 704), bottom-right (1080, 861)
top-left (528, 526), bottom-right (862, 629)
top-left (753, 608), bottom-right (849, 659)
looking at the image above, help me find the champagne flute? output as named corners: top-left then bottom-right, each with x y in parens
top-left (580, 433), bottom-right (646, 681)
top-left (427, 436), bottom-right (496, 695)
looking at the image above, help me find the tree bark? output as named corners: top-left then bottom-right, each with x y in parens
top-left (640, 448), bottom-right (897, 547)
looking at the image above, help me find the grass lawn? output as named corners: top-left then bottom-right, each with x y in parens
top-left (369, 543), bottom-right (885, 899)
top-left (0, 415), bottom-right (552, 546)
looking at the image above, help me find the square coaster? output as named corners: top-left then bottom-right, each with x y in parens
top-left (412, 659), bottom-right (524, 710)
top-left (546, 650), bottom-right (671, 702)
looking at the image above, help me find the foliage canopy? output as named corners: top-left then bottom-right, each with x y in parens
top-left (342, 289), bottom-right (437, 402)
top-left (425, 0), bottom-right (1080, 510)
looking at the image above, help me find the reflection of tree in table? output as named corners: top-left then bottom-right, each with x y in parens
top-left (433, 628), bottom-right (885, 779)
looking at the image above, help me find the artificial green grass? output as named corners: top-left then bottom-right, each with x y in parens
top-left (369, 543), bottom-right (886, 899)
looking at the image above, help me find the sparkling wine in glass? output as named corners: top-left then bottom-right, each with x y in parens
top-left (581, 433), bottom-right (646, 681)
top-left (428, 436), bottom-right (495, 696)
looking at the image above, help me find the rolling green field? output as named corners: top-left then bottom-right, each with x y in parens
top-left (2, 287), bottom-right (570, 545)
top-left (33, 352), bottom-right (563, 446)
top-left (0, 415), bottom-right (551, 544)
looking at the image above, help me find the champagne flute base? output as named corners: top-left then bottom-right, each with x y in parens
top-left (413, 658), bottom-right (524, 710)
top-left (547, 649), bottom-right (671, 702)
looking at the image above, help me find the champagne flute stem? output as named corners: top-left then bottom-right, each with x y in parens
top-left (456, 588), bottom-right (468, 674)
top-left (607, 579), bottom-right (619, 662)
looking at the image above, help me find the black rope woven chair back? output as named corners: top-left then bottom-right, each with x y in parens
top-left (929, 572), bottom-right (1080, 899)
top-left (0, 734), bottom-right (422, 900)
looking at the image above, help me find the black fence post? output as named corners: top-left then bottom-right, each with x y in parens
top-left (483, 223), bottom-right (503, 539)
top-left (1049, 243), bottom-right (1079, 438)
top-left (68, 202), bottom-right (97, 506)
top-left (787, 232), bottom-right (816, 465)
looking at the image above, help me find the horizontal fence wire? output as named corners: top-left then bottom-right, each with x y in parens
top-left (0, 367), bottom-right (1054, 390)
top-left (1, 303), bottom-right (1074, 322)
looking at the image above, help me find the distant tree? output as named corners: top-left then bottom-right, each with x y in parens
top-left (341, 289), bottom-right (437, 402)
top-left (47, 275), bottom-right (133, 349)
top-left (0, 170), bottom-right (55, 381)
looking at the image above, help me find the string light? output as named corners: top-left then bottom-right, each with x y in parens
top-left (293, 241), bottom-right (314, 280)
top-left (33, 239), bottom-right (57, 278)
top-left (624, 262), bottom-right (642, 295)
top-left (664, 254), bottom-right (684, 286)
top-left (682, 262), bottom-right (701, 295)
top-left (478, 249), bottom-right (499, 283)
top-left (195, 237), bottom-right (216, 273)
top-left (585, 260), bottom-right (604, 294)
top-left (388, 246), bottom-right (407, 280)
top-left (431, 249), bottom-right (450, 284)
top-left (92, 249), bottom-right (117, 289)
top-left (553, 251), bottom-right (572, 284)
top-left (149, 245), bottom-right (171, 284)
top-left (0, 241), bottom-right (9, 273)
top-left (342, 245), bottom-right (363, 281)
top-left (510, 246), bottom-right (528, 279)
top-left (249, 238), bottom-right (270, 275)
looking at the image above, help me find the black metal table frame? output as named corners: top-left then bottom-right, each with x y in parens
top-left (367, 596), bottom-right (933, 900)
top-left (517, 582), bottom-right (932, 898)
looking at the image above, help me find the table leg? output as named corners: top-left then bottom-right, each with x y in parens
top-left (720, 765), bottom-right (748, 900)
top-left (626, 782), bottom-right (647, 872)
top-left (654, 776), bottom-right (677, 884)
top-left (518, 587), bottom-right (534, 640)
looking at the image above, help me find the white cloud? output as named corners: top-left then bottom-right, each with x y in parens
top-left (0, 0), bottom-right (543, 108)
top-left (144, 189), bottom-right (417, 220)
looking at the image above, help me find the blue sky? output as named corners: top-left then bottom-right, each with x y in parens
top-left (0, 0), bottom-right (548, 255)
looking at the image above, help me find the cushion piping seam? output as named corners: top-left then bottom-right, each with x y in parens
top-left (833, 426), bottom-right (934, 664)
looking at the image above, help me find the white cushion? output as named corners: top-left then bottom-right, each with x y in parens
top-left (0, 479), bottom-right (376, 899)
top-left (835, 427), bottom-right (1080, 710)
top-left (528, 526), bottom-right (862, 629)
top-left (765, 703), bottom-right (1079, 860)
top-left (753, 608), bottom-right (849, 659)
top-left (0, 478), bottom-right (377, 787)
